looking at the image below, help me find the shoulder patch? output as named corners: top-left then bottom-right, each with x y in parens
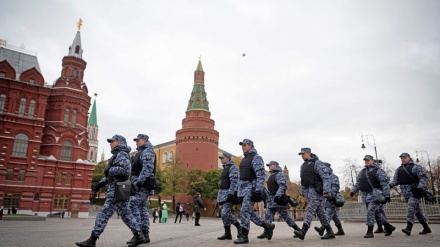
top-left (145, 155), bottom-right (152, 161)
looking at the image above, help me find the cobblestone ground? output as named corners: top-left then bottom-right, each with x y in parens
top-left (0, 216), bottom-right (439, 247)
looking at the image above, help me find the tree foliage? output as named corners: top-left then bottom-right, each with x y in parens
top-left (92, 161), bottom-right (107, 197)
top-left (186, 169), bottom-right (221, 200)
top-left (158, 159), bottom-right (187, 208)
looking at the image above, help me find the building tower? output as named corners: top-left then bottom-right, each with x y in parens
top-left (283, 165), bottom-right (290, 181)
top-left (175, 59), bottom-right (219, 171)
top-left (40, 20), bottom-right (91, 161)
top-left (87, 93), bottom-right (98, 163)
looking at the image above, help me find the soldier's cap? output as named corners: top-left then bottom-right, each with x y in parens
top-left (298, 147), bottom-right (311, 155)
top-left (239, 139), bottom-right (253, 146)
top-left (399, 152), bottom-right (411, 158)
top-left (107, 135), bottom-right (127, 145)
top-left (133, 134), bottom-right (149, 141)
top-left (363, 155), bottom-right (374, 160)
top-left (219, 152), bottom-right (232, 160)
top-left (266, 161), bottom-right (279, 167)
top-left (323, 162), bottom-right (331, 167)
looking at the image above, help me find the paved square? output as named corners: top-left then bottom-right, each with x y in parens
top-left (0, 216), bottom-right (439, 246)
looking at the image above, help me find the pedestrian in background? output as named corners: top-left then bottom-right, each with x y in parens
top-left (161, 203), bottom-right (168, 223)
top-left (193, 192), bottom-right (206, 226)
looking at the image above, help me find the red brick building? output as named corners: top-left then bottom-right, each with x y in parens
top-left (0, 26), bottom-right (95, 218)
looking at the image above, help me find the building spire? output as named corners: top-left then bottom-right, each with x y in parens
top-left (187, 59), bottom-right (209, 111)
top-left (88, 93), bottom-right (98, 125)
top-left (68, 19), bottom-right (83, 58)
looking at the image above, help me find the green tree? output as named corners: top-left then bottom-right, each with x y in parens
top-left (186, 169), bottom-right (206, 196)
top-left (159, 159), bottom-right (187, 209)
top-left (92, 161), bottom-right (106, 199)
top-left (203, 169), bottom-right (221, 200)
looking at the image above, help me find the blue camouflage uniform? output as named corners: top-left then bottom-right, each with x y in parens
top-left (92, 135), bottom-right (141, 237)
top-left (322, 167), bottom-right (342, 227)
top-left (351, 162), bottom-right (391, 227)
top-left (217, 156), bottom-right (240, 228)
top-left (129, 134), bottom-right (155, 234)
top-left (300, 154), bottom-right (331, 228)
top-left (390, 157), bottom-right (428, 225)
top-left (237, 146), bottom-right (266, 231)
top-left (264, 164), bottom-right (299, 230)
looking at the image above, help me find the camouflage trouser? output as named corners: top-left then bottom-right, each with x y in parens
top-left (366, 202), bottom-right (388, 226)
top-left (221, 201), bottom-right (239, 227)
top-left (374, 204), bottom-right (386, 224)
top-left (93, 195), bottom-right (141, 236)
top-left (129, 190), bottom-right (150, 231)
top-left (240, 194), bottom-right (265, 231)
top-left (325, 204), bottom-right (342, 226)
top-left (265, 207), bottom-right (297, 228)
top-left (407, 196), bottom-right (427, 224)
top-left (303, 189), bottom-right (329, 227)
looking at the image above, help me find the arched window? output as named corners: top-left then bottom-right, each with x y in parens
top-left (12, 133), bottom-right (28, 157)
top-left (60, 141), bottom-right (73, 161)
top-left (169, 150), bottom-right (174, 161)
top-left (64, 108), bottom-right (69, 126)
top-left (28, 100), bottom-right (35, 119)
top-left (71, 110), bottom-right (77, 127)
top-left (0, 93), bottom-right (6, 113)
top-left (34, 193), bottom-right (40, 201)
top-left (75, 45), bottom-right (80, 54)
top-left (72, 68), bottom-right (77, 77)
top-left (18, 98), bottom-right (26, 117)
top-left (163, 152), bottom-right (168, 163)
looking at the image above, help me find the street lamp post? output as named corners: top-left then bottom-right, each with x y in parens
top-left (361, 134), bottom-right (378, 161)
top-left (415, 150), bottom-right (436, 196)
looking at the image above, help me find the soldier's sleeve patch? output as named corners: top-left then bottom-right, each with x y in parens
top-left (145, 155), bottom-right (152, 161)
top-left (118, 160), bottom-right (125, 166)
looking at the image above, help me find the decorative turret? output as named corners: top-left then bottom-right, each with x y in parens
top-left (87, 93), bottom-right (98, 163)
top-left (283, 165), bottom-right (290, 181)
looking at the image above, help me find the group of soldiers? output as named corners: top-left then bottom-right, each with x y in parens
top-left (76, 134), bottom-right (155, 247)
top-left (75, 134), bottom-right (433, 246)
top-left (216, 140), bottom-right (433, 244)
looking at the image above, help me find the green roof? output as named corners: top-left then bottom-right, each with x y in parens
top-left (186, 84), bottom-right (209, 111)
top-left (196, 59), bottom-right (203, 72)
top-left (88, 99), bottom-right (97, 125)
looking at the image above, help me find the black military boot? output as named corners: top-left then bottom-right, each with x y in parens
top-left (262, 222), bottom-right (275, 240)
top-left (373, 223), bottom-right (384, 233)
top-left (294, 224), bottom-right (309, 240)
top-left (314, 226), bottom-right (325, 236)
top-left (384, 222), bottom-right (396, 236)
top-left (335, 224), bottom-right (345, 236)
top-left (401, 222), bottom-right (413, 236)
top-left (127, 231), bottom-right (146, 247)
top-left (419, 222), bottom-right (432, 235)
top-left (321, 225), bottom-right (336, 240)
top-left (257, 230), bottom-right (267, 239)
top-left (364, 225), bottom-right (374, 238)
top-left (76, 232), bottom-right (98, 247)
top-left (234, 228), bottom-right (249, 244)
top-left (292, 224), bottom-right (300, 238)
top-left (233, 222), bottom-right (242, 238)
top-left (218, 226), bottom-right (232, 240)
top-left (142, 229), bottom-right (151, 243)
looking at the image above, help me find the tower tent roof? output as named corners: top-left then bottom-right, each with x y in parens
top-left (88, 98), bottom-right (97, 125)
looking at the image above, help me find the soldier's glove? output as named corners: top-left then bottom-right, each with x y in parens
top-left (385, 196), bottom-right (391, 203)
top-left (274, 195), bottom-right (289, 205)
top-left (92, 181), bottom-right (106, 192)
top-left (227, 193), bottom-right (234, 202)
top-left (274, 196), bottom-right (283, 204)
top-left (251, 191), bottom-right (264, 202)
top-left (412, 187), bottom-right (425, 198)
top-left (350, 192), bottom-right (355, 197)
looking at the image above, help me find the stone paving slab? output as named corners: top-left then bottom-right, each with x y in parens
top-left (0, 217), bottom-right (439, 247)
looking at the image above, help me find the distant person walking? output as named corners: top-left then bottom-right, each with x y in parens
top-left (161, 203), bottom-right (168, 223)
top-left (174, 202), bottom-right (184, 223)
top-left (193, 192), bottom-right (206, 226)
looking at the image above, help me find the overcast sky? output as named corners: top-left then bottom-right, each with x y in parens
top-left (2, 0), bottom-right (439, 185)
